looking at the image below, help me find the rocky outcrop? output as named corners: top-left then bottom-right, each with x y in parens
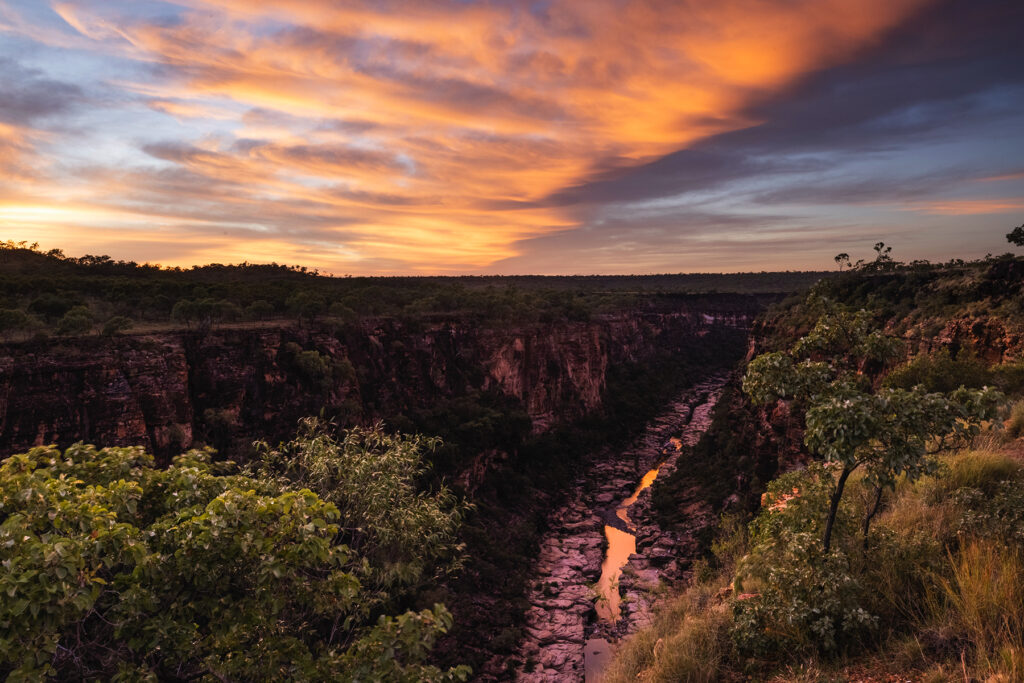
top-left (914, 316), bottom-right (1024, 363)
top-left (0, 297), bottom-right (766, 461)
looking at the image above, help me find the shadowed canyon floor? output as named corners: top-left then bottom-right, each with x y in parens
top-left (511, 374), bottom-right (727, 681)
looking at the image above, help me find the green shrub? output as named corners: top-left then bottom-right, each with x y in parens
top-left (101, 315), bottom-right (132, 336)
top-left (951, 482), bottom-right (1024, 542)
top-left (251, 417), bottom-right (469, 597)
top-left (0, 308), bottom-right (29, 339)
top-left (55, 305), bottom-right (94, 336)
top-left (245, 299), bottom-right (275, 320)
top-left (281, 342), bottom-right (345, 391)
top-left (0, 429), bottom-right (470, 681)
top-left (883, 349), bottom-right (991, 393)
top-left (733, 464), bottom-right (875, 655)
top-left (991, 362), bottom-right (1024, 395)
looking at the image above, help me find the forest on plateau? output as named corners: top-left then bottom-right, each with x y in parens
top-left (0, 241), bottom-right (824, 342)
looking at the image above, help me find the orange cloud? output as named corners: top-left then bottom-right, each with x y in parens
top-left (3, 0), bottom-right (934, 272)
top-left (903, 198), bottom-right (1024, 216)
top-left (976, 171), bottom-right (1024, 183)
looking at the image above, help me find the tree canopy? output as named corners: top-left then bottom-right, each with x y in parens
top-left (0, 424), bottom-right (470, 681)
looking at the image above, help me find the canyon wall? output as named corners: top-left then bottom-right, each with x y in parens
top-left (0, 295), bottom-right (768, 461)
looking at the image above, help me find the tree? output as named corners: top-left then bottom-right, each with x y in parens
top-left (743, 304), bottom-right (1001, 552)
top-left (287, 291), bottom-right (328, 325)
top-left (0, 309), bottom-right (29, 341)
top-left (834, 253), bottom-right (851, 271)
top-left (56, 305), bottom-right (94, 336)
top-left (171, 298), bottom-right (238, 333)
top-left (0, 431), bottom-right (471, 681)
top-left (101, 315), bottom-right (133, 336)
top-left (28, 294), bottom-right (74, 321)
top-left (1007, 223), bottom-right (1024, 246)
top-left (245, 299), bottom-right (275, 321)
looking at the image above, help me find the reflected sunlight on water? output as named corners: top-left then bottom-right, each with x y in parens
top-left (596, 466), bottom-right (660, 621)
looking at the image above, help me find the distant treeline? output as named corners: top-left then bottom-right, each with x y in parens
top-left (0, 241), bottom-right (830, 340)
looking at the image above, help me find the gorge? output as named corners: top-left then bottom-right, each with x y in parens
top-left (0, 289), bottom-right (772, 680)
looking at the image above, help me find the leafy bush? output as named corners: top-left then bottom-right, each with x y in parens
top-left (883, 349), bottom-right (991, 393)
top-left (0, 308), bottom-right (30, 339)
top-left (280, 342), bottom-right (352, 392)
top-left (245, 299), bottom-right (275, 320)
top-left (733, 464), bottom-right (875, 655)
top-left (55, 305), bottom-right (94, 336)
top-left (27, 293), bottom-right (74, 320)
top-left (951, 483), bottom-right (1024, 543)
top-left (991, 361), bottom-right (1024, 396)
top-left (252, 418), bottom-right (469, 599)
top-left (101, 315), bottom-right (133, 336)
top-left (0, 431), bottom-right (470, 681)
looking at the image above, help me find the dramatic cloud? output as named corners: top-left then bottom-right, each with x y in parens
top-left (0, 0), bottom-right (1021, 272)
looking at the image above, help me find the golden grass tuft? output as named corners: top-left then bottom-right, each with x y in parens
top-left (939, 541), bottom-right (1024, 663)
top-left (929, 449), bottom-right (1022, 498)
top-left (600, 577), bottom-right (731, 683)
top-left (1006, 400), bottom-right (1024, 438)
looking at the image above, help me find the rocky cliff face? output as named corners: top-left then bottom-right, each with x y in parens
top-left (0, 296), bottom-right (767, 462)
top-left (914, 316), bottom-right (1024, 363)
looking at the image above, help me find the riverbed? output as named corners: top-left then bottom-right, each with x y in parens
top-left (512, 374), bottom-right (728, 681)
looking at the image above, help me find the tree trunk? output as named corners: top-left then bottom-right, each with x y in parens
top-left (862, 483), bottom-right (884, 549)
top-left (823, 464), bottom-right (854, 553)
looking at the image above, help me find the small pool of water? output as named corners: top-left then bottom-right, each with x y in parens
top-left (594, 462), bottom-right (663, 622)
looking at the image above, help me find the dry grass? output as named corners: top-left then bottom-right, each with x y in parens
top-left (1006, 400), bottom-right (1024, 438)
top-left (945, 450), bottom-right (1023, 491)
top-left (931, 541), bottom-right (1024, 677)
top-left (600, 577), bottom-right (732, 683)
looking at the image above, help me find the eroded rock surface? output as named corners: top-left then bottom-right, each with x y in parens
top-left (511, 375), bottom-right (728, 682)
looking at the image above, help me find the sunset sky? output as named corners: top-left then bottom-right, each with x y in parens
top-left (1, 0), bottom-right (1022, 274)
